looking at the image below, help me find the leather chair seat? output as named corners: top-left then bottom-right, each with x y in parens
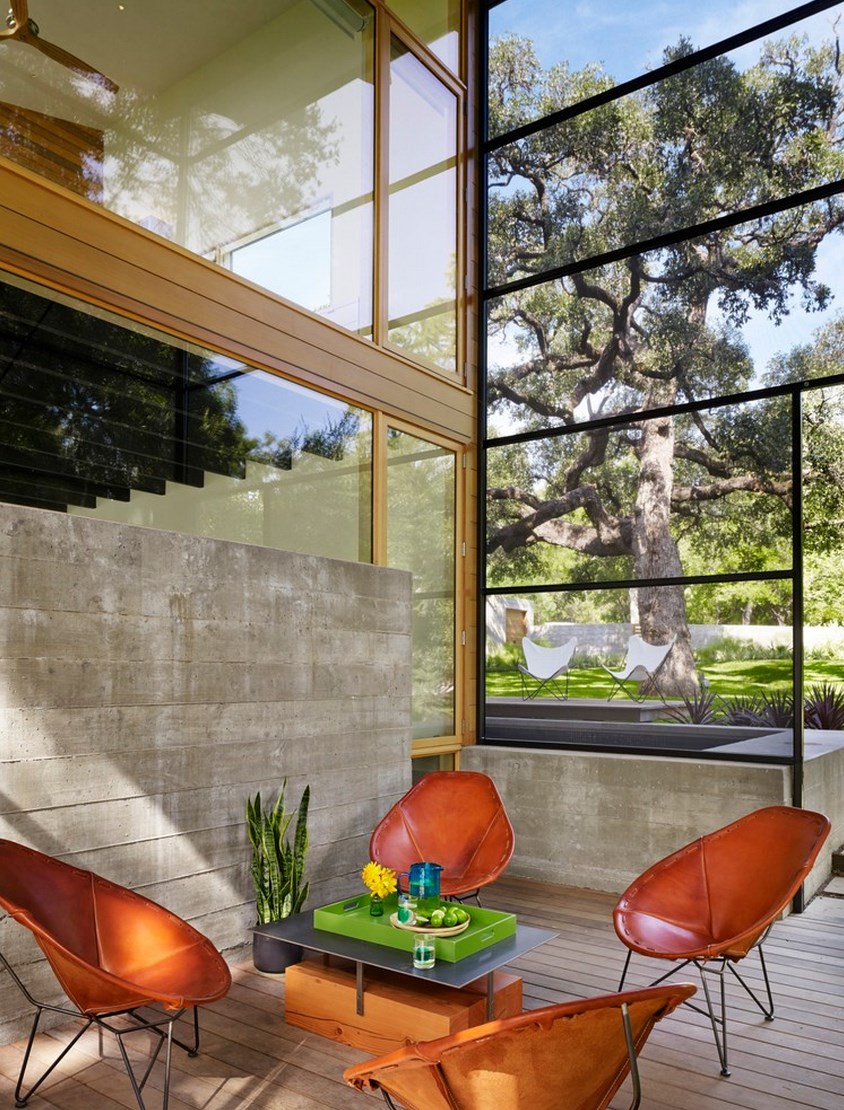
top-left (0, 839), bottom-right (231, 1108)
top-left (370, 771), bottom-right (515, 900)
top-left (613, 805), bottom-right (831, 1075)
top-left (344, 983), bottom-right (696, 1110)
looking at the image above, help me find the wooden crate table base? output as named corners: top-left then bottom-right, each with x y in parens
top-left (253, 902), bottom-right (555, 1056)
top-left (285, 957), bottom-right (522, 1055)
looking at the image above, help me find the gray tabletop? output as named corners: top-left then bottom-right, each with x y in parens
top-left (253, 912), bottom-right (558, 990)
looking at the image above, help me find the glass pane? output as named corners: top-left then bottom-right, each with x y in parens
top-left (0, 273), bottom-right (372, 562)
top-left (487, 201), bottom-right (844, 432)
top-left (486, 399), bottom-right (793, 589)
top-left (485, 583), bottom-right (796, 759)
top-left (488, 4), bottom-right (844, 278)
top-left (389, 0), bottom-right (461, 73)
top-left (0, 0), bottom-right (375, 336)
top-left (388, 38), bottom-right (458, 372)
top-left (411, 753), bottom-right (457, 782)
top-left (387, 428), bottom-right (456, 738)
top-left (803, 384), bottom-right (844, 704)
top-left (488, 0), bottom-right (831, 137)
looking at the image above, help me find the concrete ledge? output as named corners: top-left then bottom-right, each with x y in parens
top-left (462, 743), bottom-right (836, 904)
top-left (486, 696), bottom-right (678, 723)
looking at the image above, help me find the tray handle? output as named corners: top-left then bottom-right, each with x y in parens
top-left (477, 929), bottom-right (496, 943)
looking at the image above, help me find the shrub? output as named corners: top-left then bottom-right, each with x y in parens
top-left (695, 637), bottom-right (792, 665)
top-left (486, 642), bottom-right (523, 672)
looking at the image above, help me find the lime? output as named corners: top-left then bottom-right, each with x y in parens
top-left (430, 909), bottom-right (446, 927)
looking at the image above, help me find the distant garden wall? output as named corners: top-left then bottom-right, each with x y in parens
top-left (486, 597), bottom-right (844, 655)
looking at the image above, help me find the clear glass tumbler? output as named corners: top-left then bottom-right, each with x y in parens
top-left (412, 932), bottom-right (436, 969)
top-left (398, 893), bottom-right (417, 924)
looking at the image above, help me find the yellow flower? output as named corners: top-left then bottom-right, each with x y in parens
top-left (361, 860), bottom-right (397, 899)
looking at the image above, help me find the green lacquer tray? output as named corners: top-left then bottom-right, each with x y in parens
top-left (312, 894), bottom-right (516, 963)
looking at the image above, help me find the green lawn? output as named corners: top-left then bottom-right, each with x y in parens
top-left (486, 659), bottom-right (844, 700)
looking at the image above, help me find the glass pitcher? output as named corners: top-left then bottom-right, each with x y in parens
top-left (400, 861), bottom-right (443, 915)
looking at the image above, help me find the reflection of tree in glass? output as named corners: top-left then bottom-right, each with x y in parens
top-left (252, 409), bottom-right (363, 470)
top-left (104, 89), bottom-right (338, 256)
top-left (238, 405), bottom-right (370, 561)
top-left (0, 281), bottom-right (259, 508)
top-left (486, 28), bottom-right (844, 692)
top-left (387, 431), bottom-right (455, 736)
top-left (389, 259), bottom-right (458, 373)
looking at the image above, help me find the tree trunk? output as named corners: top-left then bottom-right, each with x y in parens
top-left (631, 414), bottom-right (698, 695)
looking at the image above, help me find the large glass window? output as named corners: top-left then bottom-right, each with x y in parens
top-left (487, 398), bottom-right (793, 588)
top-left (0, 2), bottom-right (465, 370)
top-left (487, 201), bottom-right (844, 429)
top-left (386, 428), bottom-right (456, 738)
top-left (482, 0), bottom-right (844, 762)
top-left (388, 0), bottom-right (461, 74)
top-left (0, 274), bottom-right (372, 561)
top-left (486, 583), bottom-right (797, 759)
top-left (387, 38), bottom-right (459, 372)
top-left (0, 1), bottom-right (377, 335)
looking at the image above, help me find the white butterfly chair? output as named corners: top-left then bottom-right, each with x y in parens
top-left (518, 637), bottom-right (576, 700)
top-left (603, 634), bottom-right (676, 702)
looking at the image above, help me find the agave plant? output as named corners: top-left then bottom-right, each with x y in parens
top-left (722, 691), bottom-right (795, 728)
top-left (247, 781), bottom-right (310, 924)
top-left (804, 683), bottom-right (844, 730)
top-left (663, 687), bottom-right (724, 725)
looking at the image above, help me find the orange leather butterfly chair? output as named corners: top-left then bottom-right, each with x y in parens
top-left (0, 839), bottom-right (232, 1109)
top-left (614, 805), bottom-right (831, 1076)
top-left (369, 771), bottom-right (515, 902)
top-left (343, 982), bottom-right (696, 1110)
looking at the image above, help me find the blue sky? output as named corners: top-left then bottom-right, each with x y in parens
top-left (488, 0), bottom-right (829, 79)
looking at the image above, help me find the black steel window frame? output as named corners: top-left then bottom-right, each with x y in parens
top-left (476, 0), bottom-right (844, 790)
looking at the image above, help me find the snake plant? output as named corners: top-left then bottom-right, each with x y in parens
top-left (247, 780), bottom-right (310, 924)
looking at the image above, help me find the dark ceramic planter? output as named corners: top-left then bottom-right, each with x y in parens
top-left (252, 930), bottom-right (302, 974)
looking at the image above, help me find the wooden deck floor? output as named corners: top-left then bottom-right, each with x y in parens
top-left (1, 875), bottom-right (843, 1109)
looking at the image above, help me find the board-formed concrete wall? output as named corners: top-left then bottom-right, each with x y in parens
top-left (462, 744), bottom-right (833, 904)
top-left (0, 504), bottom-right (412, 1041)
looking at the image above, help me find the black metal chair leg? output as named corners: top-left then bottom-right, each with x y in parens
top-left (619, 1001), bottom-right (643, 1110)
top-left (111, 1008), bottom-right (189, 1110)
top-left (10, 995), bottom-right (195, 1110)
top-left (618, 951), bottom-right (733, 1075)
top-left (115, 1026), bottom-right (165, 1110)
top-left (14, 1009), bottom-right (95, 1107)
top-left (697, 959), bottom-right (731, 1076)
top-left (171, 1007), bottom-right (201, 1056)
top-left (727, 945), bottom-right (775, 1021)
top-left (161, 1022), bottom-right (175, 1110)
top-left (618, 947), bottom-right (633, 990)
